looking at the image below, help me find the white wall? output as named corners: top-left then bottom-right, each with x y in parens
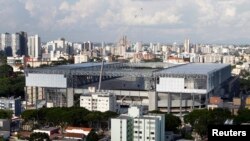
top-left (156, 77), bottom-right (207, 94)
top-left (157, 78), bottom-right (184, 92)
top-left (111, 118), bottom-right (129, 141)
top-left (26, 73), bottom-right (67, 88)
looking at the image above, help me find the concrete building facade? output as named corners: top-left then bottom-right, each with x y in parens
top-left (111, 106), bottom-right (165, 141)
top-left (80, 92), bottom-right (119, 113)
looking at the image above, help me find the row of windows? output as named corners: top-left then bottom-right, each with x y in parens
top-left (81, 99), bottom-right (109, 102)
top-left (134, 131), bottom-right (155, 135)
top-left (134, 136), bottom-right (155, 140)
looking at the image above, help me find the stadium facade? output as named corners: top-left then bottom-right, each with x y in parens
top-left (25, 62), bottom-right (238, 117)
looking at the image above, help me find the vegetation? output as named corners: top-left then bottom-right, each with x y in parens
top-left (0, 109), bottom-right (12, 119)
top-left (234, 109), bottom-right (250, 124)
top-left (149, 110), bottom-right (181, 133)
top-left (21, 107), bottom-right (118, 129)
top-left (29, 132), bottom-right (50, 141)
top-left (0, 62), bottom-right (25, 98)
top-left (184, 108), bottom-right (232, 138)
top-left (86, 131), bottom-right (99, 141)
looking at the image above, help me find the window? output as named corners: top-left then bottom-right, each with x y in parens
top-left (151, 132), bottom-right (154, 135)
top-left (139, 131), bottom-right (142, 134)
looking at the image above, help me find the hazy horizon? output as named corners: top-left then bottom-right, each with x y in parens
top-left (1, 0), bottom-right (250, 44)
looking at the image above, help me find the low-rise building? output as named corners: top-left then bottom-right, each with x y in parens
top-left (33, 127), bottom-right (59, 136)
top-left (0, 119), bottom-right (10, 131)
top-left (80, 92), bottom-right (120, 113)
top-left (64, 126), bottom-right (92, 140)
top-left (111, 106), bottom-right (165, 141)
top-left (0, 97), bottom-right (21, 116)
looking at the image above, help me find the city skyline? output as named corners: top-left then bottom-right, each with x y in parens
top-left (1, 0), bottom-right (250, 44)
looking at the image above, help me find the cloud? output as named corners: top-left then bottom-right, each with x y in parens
top-left (0, 0), bottom-right (250, 43)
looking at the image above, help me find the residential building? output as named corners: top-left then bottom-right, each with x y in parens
top-left (74, 53), bottom-right (89, 64)
top-left (0, 33), bottom-right (11, 56)
top-left (111, 106), bottom-right (165, 141)
top-left (184, 39), bottom-right (190, 53)
top-left (80, 92), bottom-right (119, 113)
top-left (11, 33), bottom-right (20, 57)
top-left (0, 97), bottom-right (21, 116)
top-left (19, 31), bottom-right (28, 56)
top-left (28, 35), bottom-right (41, 59)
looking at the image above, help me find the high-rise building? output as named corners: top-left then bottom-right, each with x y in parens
top-left (11, 33), bottom-right (20, 57)
top-left (83, 41), bottom-right (93, 51)
top-left (28, 35), bottom-right (41, 59)
top-left (0, 33), bottom-right (11, 56)
top-left (184, 39), bottom-right (190, 53)
top-left (19, 31), bottom-right (28, 56)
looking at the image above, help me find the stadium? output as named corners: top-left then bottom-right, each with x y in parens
top-left (25, 62), bottom-right (238, 117)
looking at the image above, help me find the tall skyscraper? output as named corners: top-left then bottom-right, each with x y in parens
top-left (184, 39), bottom-right (190, 53)
top-left (11, 33), bottom-right (20, 57)
top-left (28, 35), bottom-right (41, 59)
top-left (19, 31), bottom-right (28, 56)
top-left (0, 33), bottom-right (12, 56)
top-left (83, 41), bottom-right (93, 51)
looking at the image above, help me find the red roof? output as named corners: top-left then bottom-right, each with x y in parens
top-left (64, 133), bottom-right (85, 138)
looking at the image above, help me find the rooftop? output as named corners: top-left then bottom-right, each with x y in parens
top-left (26, 62), bottom-right (175, 77)
top-left (156, 63), bottom-right (230, 75)
top-left (66, 126), bottom-right (92, 131)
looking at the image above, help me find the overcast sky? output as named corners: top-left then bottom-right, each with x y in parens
top-left (1, 0), bottom-right (250, 44)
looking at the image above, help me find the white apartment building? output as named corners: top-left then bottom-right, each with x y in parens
top-left (203, 54), bottom-right (222, 63)
top-left (184, 39), bottom-right (190, 53)
top-left (200, 45), bottom-right (212, 54)
top-left (111, 106), bottom-right (165, 141)
top-left (111, 116), bottom-right (134, 141)
top-left (80, 92), bottom-right (119, 113)
top-left (28, 35), bottom-right (41, 59)
top-left (0, 97), bottom-right (21, 116)
top-left (11, 33), bottom-right (20, 57)
top-left (74, 53), bottom-right (89, 64)
top-left (223, 55), bottom-right (235, 65)
top-left (0, 33), bottom-right (11, 51)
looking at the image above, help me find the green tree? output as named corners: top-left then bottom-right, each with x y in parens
top-left (0, 109), bottom-right (12, 119)
top-left (0, 50), bottom-right (6, 64)
top-left (0, 64), bottom-right (13, 78)
top-left (184, 108), bottom-right (232, 138)
top-left (234, 109), bottom-right (250, 124)
top-left (86, 131), bottom-right (98, 141)
top-left (165, 113), bottom-right (182, 132)
top-left (0, 77), bottom-right (11, 97)
top-left (21, 109), bottom-right (38, 122)
top-left (29, 132), bottom-right (50, 141)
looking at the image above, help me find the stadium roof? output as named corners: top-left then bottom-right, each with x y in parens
top-left (25, 62), bottom-right (230, 78)
top-left (25, 62), bottom-right (175, 77)
top-left (156, 63), bottom-right (230, 76)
